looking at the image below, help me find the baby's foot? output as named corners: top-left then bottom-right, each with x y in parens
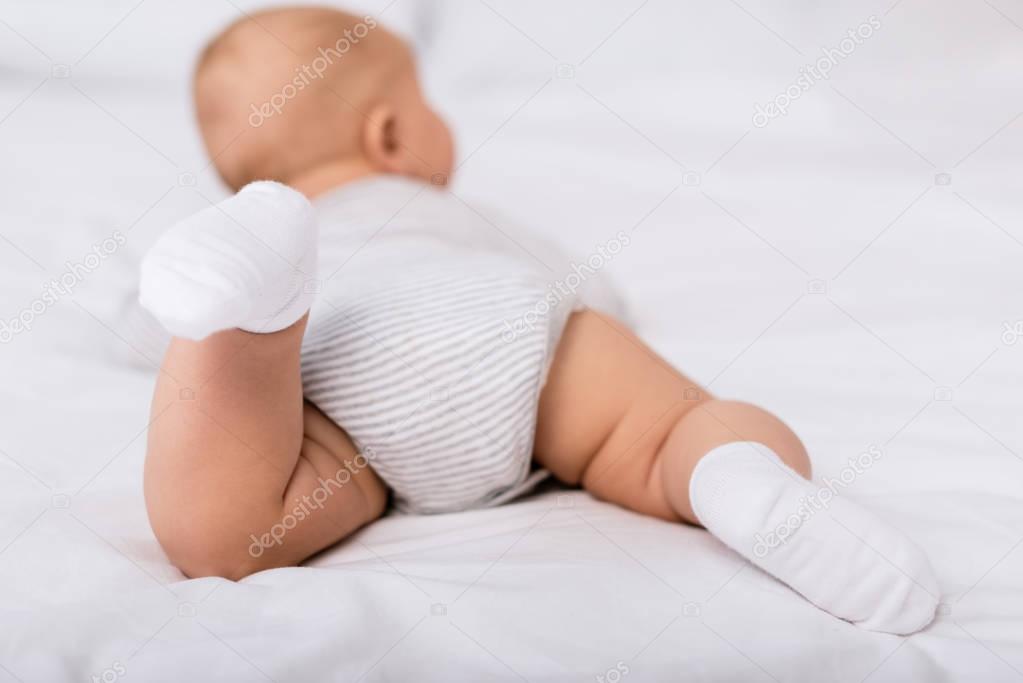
top-left (690, 442), bottom-right (939, 635)
top-left (139, 181), bottom-right (317, 340)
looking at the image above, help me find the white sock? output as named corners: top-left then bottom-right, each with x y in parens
top-left (689, 442), bottom-right (939, 635)
top-left (139, 181), bottom-right (317, 340)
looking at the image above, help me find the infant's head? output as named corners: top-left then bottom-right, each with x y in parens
top-left (194, 6), bottom-right (453, 193)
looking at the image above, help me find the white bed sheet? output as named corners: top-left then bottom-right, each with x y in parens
top-left (1, 0), bottom-right (1022, 680)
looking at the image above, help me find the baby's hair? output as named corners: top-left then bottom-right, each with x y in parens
top-left (193, 6), bottom-right (404, 190)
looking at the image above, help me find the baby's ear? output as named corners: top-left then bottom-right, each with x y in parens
top-left (362, 103), bottom-right (403, 173)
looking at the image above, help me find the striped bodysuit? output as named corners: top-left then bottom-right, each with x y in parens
top-left (301, 177), bottom-right (585, 514)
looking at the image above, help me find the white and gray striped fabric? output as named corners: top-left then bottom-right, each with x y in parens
top-left (302, 177), bottom-right (578, 513)
top-left (119, 175), bottom-right (623, 512)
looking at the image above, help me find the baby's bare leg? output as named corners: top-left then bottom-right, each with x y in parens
top-left (145, 316), bottom-right (386, 580)
top-left (535, 310), bottom-right (809, 523)
top-left (535, 310), bottom-right (938, 634)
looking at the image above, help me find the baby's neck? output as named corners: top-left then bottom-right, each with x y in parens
top-left (287, 158), bottom-right (381, 199)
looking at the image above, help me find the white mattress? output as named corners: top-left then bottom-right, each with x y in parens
top-left (2, 0), bottom-right (1022, 680)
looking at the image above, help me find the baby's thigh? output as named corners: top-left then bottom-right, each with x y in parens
top-left (235, 403), bottom-right (388, 574)
top-left (534, 311), bottom-right (708, 517)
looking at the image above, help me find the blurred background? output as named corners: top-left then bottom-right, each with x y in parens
top-left (1, 1), bottom-right (1022, 680)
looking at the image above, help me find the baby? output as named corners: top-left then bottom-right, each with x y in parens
top-left (140, 6), bottom-right (939, 634)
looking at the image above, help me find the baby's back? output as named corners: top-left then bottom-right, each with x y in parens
top-left (302, 176), bottom-right (572, 513)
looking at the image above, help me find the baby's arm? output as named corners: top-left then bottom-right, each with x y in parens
top-left (140, 183), bottom-right (385, 579)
